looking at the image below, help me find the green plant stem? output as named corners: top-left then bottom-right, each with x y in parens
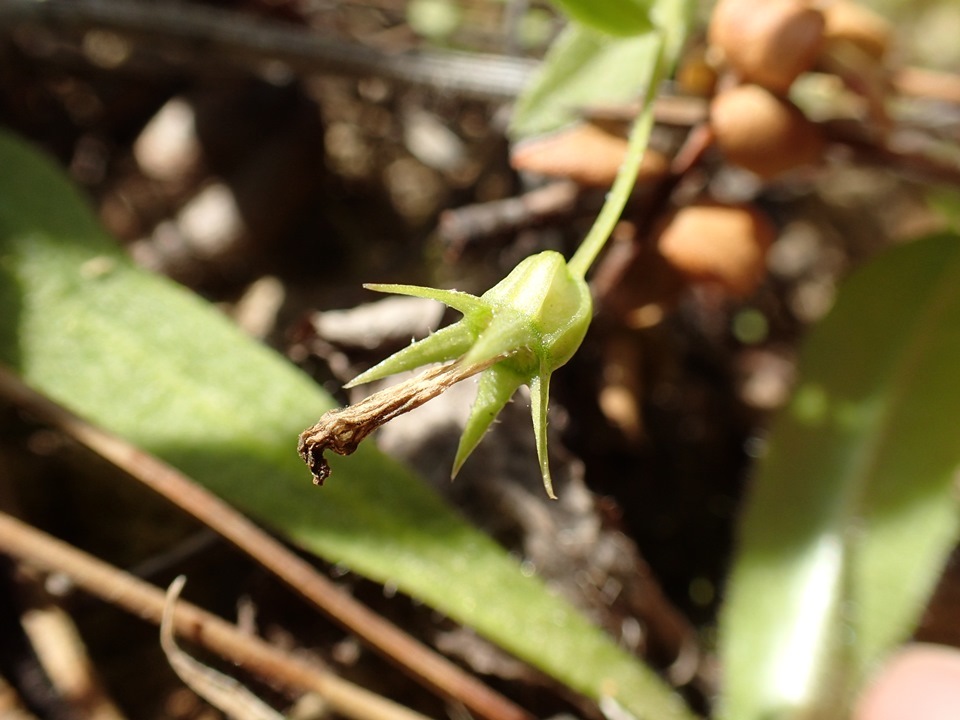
top-left (568, 34), bottom-right (666, 279)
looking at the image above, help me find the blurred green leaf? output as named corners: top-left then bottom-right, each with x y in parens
top-left (927, 188), bottom-right (960, 232)
top-left (547, 0), bottom-right (652, 36)
top-left (509, 24), bottom-right (661, 140)
top-left (0, 131), bottom-right (697, 720)
top-left (719, 234), bottom-right (960, 719)
top-left (510, 0), bottom-right (691, 141)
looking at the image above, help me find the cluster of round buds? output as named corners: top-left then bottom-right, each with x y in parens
top-left (708, 0), bottom-right (890, 180)
top-left (707, 0), bottom-right (826, 179)
top-left (652, 0), bottom-right (894, 301)
top-left (705, 0), bottom-right (891, 180)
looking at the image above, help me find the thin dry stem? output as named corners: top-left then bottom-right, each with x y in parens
top-left (0, 365), bottom-right (534, 720)
top-left (0, 0), bottom-right (536, 101)
top-left (0, 512), bottom-right (428, 720)
top-left (19, 593), bottom-right (126, 720)
top-left (160, 576), bottom-right (284, 720)
top-left (439, 181), bottom-right (581, 258)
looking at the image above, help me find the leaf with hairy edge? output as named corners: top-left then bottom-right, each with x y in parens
top-left (0, 131), bottom-right (697, 720)
top-left (719, 234), bottom-right (960, 719)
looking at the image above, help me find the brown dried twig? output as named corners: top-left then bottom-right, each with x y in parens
top-left (18, 589), bottom-right (126, 720)
top-left (822, 119), bottom-right (960, 187)
top-left (0, 0), bottom-right (537, 101)
top-left (0, 512), bottom-right (428, 720)
top-left (160, 576), bottom-right (284, 720)
top-left (438, 181), bottom-right (582, 257)
top-left (0, 365), bottom-right (533, 720)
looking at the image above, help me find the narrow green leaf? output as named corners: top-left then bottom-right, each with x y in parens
top-left (719, 234), bottom-right (960, 719)
top-left (0, 131), bottom-right (697, 720)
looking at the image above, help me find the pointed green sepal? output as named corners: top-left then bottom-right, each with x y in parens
top-left (453, 364), bottom-right (526, 477)
top-left (363, 283), bottom-right (488, 318)
top-left (345, 323), bottom-right (475, 387)
top-left (529, 371), bottom-right (556, 499)
top-left (463, 308), bottom-right (536, 369)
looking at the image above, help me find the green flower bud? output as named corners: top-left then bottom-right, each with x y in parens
top-left (338, 250), bottom-right (592, 498)
top-left (456, 251), bottom-right (591, 498)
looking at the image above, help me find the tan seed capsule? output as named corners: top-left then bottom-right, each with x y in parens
top-left (677, 44), bottom-right (719, 97)
top-left (710, 84), bottom-right (825, 180)
top-left (510, 123), bottom-right (669, 187)
top-left (655, 202), bottom-right (776, 297)
top-left (709, 0), bottom-right (825, 92)
top-left (822, 0), bottom-right (892, 61)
